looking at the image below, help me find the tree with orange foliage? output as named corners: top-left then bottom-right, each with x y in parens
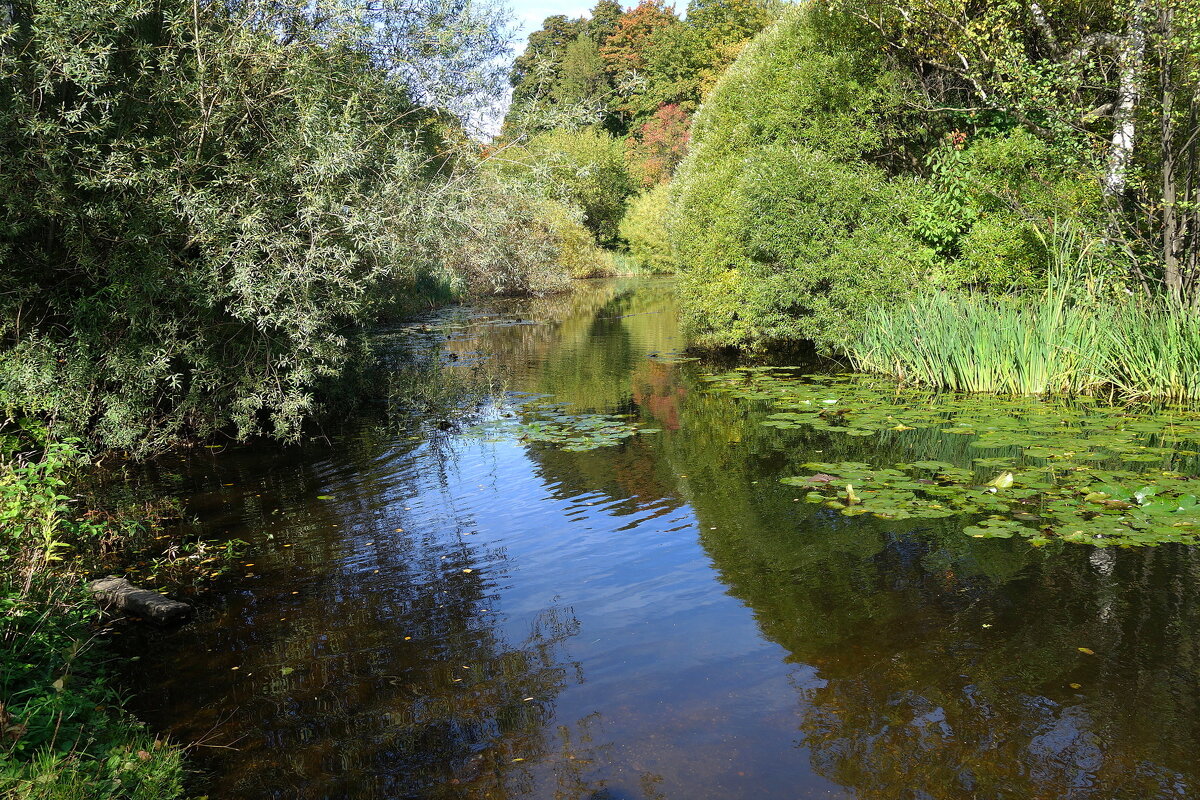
top-left (599, 0), bottom-right (679, 78)
top-left (626, 103), bottom-right (691, 186)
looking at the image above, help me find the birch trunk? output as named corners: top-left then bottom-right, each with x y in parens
top-left (1103, 0), bottom-right (1147, 198)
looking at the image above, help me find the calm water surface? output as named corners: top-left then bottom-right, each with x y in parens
top-left (127, 279), bottom-right (1200, 799)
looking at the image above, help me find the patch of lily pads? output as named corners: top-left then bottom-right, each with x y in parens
top-left (472, 398), bottom-right (659, 452)
top-left (705, 368), bottom-right (1200, 547)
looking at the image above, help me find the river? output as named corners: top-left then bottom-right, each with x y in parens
top-left (123, 278), bottom-right (1200, 800)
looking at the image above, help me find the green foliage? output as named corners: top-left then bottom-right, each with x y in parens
top-left (509, 14), bottom-right (588, 105)
top-left (552, 34), bottom-right (609, 108)
top-left (956, 213), bottom-right (1049, 291)
top-left (619, 183), bottom-right (679, 274)
top-left (586, 0), bottom-right (625, 45)
top-left (853, 226), bottom-right (1200, 401)
top-left (599, 0), bottom-right (776, 123)
top-left (669, 5), bottom-right (924, 351)
top-left (424, 174), bottom-right (576, 297)
top-left (0, 442), bottom-right (187, 799)
top-left (924, 129), bottom-right (1105, 291)
top-left (910, 144), bottom-right (977, 262)
top-left (646, 0), bottom-right (777, 105)
top-left (502, 128), bottom-right (636, 246)
top-left (538, 203), bottom-right (617, 279)
top-left (0, 0), bottom-right (514, 456)
top-left (825, 0), bottom-right (1200, 303)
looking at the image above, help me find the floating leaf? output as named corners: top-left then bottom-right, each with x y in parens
top-left (987, 472), bottom-right (1014, 489)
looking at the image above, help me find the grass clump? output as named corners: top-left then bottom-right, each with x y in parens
top-left (0, 441), bottom-right (189, 799)
top-left (851, 286), bottom-right (1102, 396)
top-left (853, 290), bottom-right (1200, 402)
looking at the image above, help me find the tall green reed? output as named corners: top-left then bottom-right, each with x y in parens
top-left (851, 226), bottom-right (1200, 401)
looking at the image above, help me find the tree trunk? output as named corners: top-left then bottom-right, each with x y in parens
top-left (1160, 5), bottom-right (1181, 301)
top-left (1103, 0), bottom-right (1147, 198)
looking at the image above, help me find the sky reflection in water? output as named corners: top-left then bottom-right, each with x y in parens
top-left (126, 279), bottom-right (1200, 800)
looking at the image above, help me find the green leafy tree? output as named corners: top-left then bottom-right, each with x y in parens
top-left (600, 0), bottom-right (680, 123)
top-left (508, 14), bottom-right (587, 106)
top-left (669, 4), bottom-right (926, 351)
top-left (624, 0), bottom-right (777, 119)
top-left (586, 0), bottom-right (625, 45)
top-left (0, 0), bottom-right (513, 453)
top-left (553, 34), bottom-right (611, 108)
top-left (494, 128), bottom-right (636, 246)
top-left (828, 0), bottom-right (1200, 302)
top-left (638, 24), bottom-right (710, 113)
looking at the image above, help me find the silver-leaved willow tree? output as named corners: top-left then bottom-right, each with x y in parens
top-left (0, 0), bottom-right (519, 455)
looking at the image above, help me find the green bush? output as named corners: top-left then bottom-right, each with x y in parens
top-left (0, 0), bottom-right (511, 456)
top-left (497, 128), bottom-right (636, 246)
top-left (917, 129), bottom-right (1106, 292)
top-left (668, 5), bottom-right (924, 351)
top-left (539, 202), bottom-right (617, 278)
top-left (427, 174), bottom-right (572, 296)
top-left (619, 183), bottom-right (679, 274)
top-left (955, 212), bottom-right (1049, 291)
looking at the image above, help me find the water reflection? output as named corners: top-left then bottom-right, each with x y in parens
top-left (126, 278), bottom-right (1200, 799)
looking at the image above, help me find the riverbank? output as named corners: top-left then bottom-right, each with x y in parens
top-left (0, 440), bottom-right (240, 799)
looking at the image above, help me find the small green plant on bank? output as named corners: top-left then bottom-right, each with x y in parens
top-left (0, 442), bottom-right (188, 799)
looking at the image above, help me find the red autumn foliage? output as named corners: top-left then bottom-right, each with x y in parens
top-left (627, 103), bottom-right (691, 186)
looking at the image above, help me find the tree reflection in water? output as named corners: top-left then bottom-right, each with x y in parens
top-left (125, 278), bottom-right (1200, 799)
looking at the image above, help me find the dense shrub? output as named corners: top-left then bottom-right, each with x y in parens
top-left (955, 213), bottom-right (1049, 291)
top-left (539, 203), bottom-right (617, 278)
top-left (430, 173), bottom-right (607, 293)
top-left (619, 183), bottom-right (679, 274)
top-left (918, 129), bottom-right (1106, 292)
top-left (668, 5), bottom-right (925, 351)
top-left (498, 128), bottom-right (636, 246)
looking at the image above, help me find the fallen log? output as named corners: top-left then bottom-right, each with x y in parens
top-left (88, 576), bottom-right (193, 625)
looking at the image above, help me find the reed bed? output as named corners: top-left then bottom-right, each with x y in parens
top-left (851, 291), bottom-right (1200, 402)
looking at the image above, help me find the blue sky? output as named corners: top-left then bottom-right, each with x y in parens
top-left (508, 0), bottom-right (596, 46)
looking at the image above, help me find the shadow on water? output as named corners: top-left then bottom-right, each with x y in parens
top-left (121, 278), bottom-right (1200, 799)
